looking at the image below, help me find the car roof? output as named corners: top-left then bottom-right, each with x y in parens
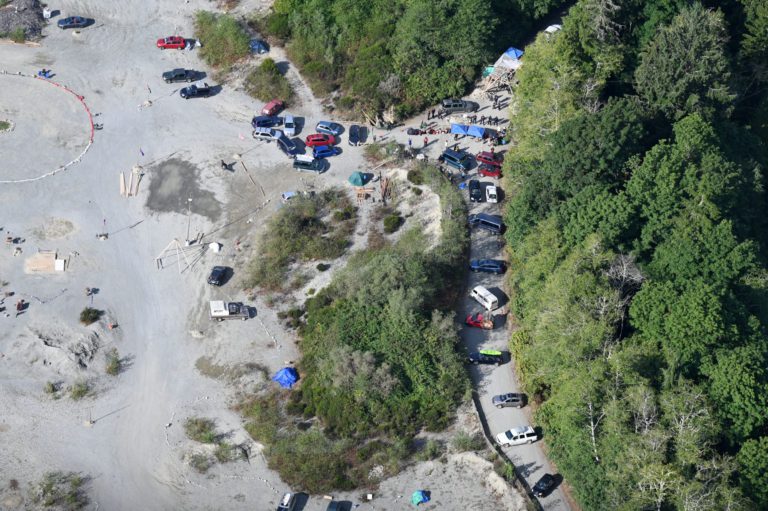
top-left (509, 425), bottom-right (534, 435)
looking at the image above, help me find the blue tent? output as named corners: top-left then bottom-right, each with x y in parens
top-left (467, 125), bottom-right (485, 138)
top-left (273, 367), bottom-right (299, 388)
top-left (450, 124), bottom-right (469, 135)
top-left (505, 47), bottom-right (524, 60)
top-left (411, 490), bottom-right (430, 506)
top-left (249, 39), bottom-right (269, 54)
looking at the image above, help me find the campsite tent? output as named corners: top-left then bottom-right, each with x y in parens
top-left (348, 171), bottom-right (366, 186)
top-left (467, 125), bottom-right (485, 138)
top-left (411, 490), bottom-right (430, 506)
top-left (273, 367), bottom-right (299, 388)
top-left (450, 124), bottom-right (469, 135)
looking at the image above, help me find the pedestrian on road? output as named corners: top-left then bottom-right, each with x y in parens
top-left (408, 138), bottom-right (412, 148)
top-left (423, 136), bottom-right (428, 147)
top-left (147, 84), bottom-right (152, 94)
top-left (444, 139), bottom-right (448, 149)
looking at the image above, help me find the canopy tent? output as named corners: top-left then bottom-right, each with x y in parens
top-left (272, 367), bottom-right (299, 388)
top-left (493, 47), bottom-right (524, 71)
top-left (450, 124), bottom-right (469, 135)
top-left (467, 125), bottom-right (485, 138)
top-left (348, 171), bottom-right (367, 186)
top-left (411, 490), bottom-right (430, 506)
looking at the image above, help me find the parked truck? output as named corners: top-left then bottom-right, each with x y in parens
top-left (209, 300), bottom-right (249, 321)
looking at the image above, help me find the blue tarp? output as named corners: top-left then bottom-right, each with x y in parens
top-left (450, 124), bottom-right (469, 135)
top-left (411, 490), bottom-right (430, 506)
top-left (249, 39), bottom-right (268, 54)
top-left (505, 47), bottom-right (524, 60)
top-left (467, 125), bottom-right (485, 138)
top-left (273, 367), bottom-right (299, 388)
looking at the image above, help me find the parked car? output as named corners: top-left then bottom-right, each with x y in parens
top-left (162, 68), bottom-right (197, 83)
top-left (476, 151), bottom-right (503, 168)
top-left (486, 184), bottom-right (499, 203)
top-left (440, 98), bottom-right (479, 114)
top-left (157, 36), bottom-right (186, 50)
top-left (469, 259), bottom-right (506, 274)
top-left (468, 349), bottom-right (503, 365)
top-left (252, 127), bottom-right (281, 142)
top-left (468, 180), bottom-right (482, 202)
top-left (496, 425), bottom-right (538, 446)
top-left (277, 134), bottom-right (298, 157)
top-left (57, 16), bottom-right (89, 29)
top-left (466, 312), bottom-right (494, 329)
top-left (179, 83), bottom-right (212, 99)
top-left (348, 124), bottom-right (364, 146)
top-left (262, 99), bottom-right (284, 116)
top-left (313, 145), bottom-right (342, 159)
top-left (492, 393), bottom-right (525, 409)
top-left (293, 155), bottom-right (325, 173)
top-left (276, 492), bottom-right (297, 511)
top-left (305, 134), bottom-right (336, 147)
top-left (468, 213), bottom-right (504, 235)
top-left (316, 121), bottom-right (344, 136)
top-left (478, 163), bottom-right (501, 178)
top-left (283, 114), bottom-right (297, 137)
top-left (207, 266), bottom-right (229, 286)
top-left (533, 474), bottom-right (557, 497)
top-left (326, 501), bottom-right (350, 511)
top-left (251, 115), bottom-right (281, 128)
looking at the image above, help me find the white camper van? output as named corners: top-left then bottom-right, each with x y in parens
top-left (470, 285), bottom-right (499, 310)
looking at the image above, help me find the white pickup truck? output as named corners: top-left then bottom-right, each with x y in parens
top-left (209, 301), bottom-right (249, 321)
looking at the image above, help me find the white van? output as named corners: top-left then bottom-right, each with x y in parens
top-left (283, 114), bottom-right (296, 137)
top-left (496, 425), bottom-right (538, 446)
top-left (470, 285), bottom-right (499, 310)
top-left (486, 185), bottom-right (498, 203)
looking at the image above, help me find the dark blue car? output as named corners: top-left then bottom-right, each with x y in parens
top-left (251, 116), bottom-right (281, 128)
top-left (469, 259), bottom-right (506, 274)
top-left (313, 145), bottom-right (342, 159)
top-left (57, 16), bottom-right (89, 29)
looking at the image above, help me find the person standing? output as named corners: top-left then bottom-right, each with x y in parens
top-left (423, 136), bottom-right (428, 147)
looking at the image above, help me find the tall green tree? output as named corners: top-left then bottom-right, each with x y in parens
top-left (635, 3), bottom-right (735, 120)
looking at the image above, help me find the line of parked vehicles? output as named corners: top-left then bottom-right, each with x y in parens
top-left (459, 142), bottom-right (558, 499)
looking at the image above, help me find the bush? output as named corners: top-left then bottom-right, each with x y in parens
top-left (247, 190), bottom-right (354, 291)
top-left (245, 58), bottom-right (294, 104)
top-left (0, 120), bottom-right (10, 131)
top-left (44, 381), bottom-right (56, 394)
top-left (70, 380), bottom-right (89, 400)
top-left (194, 11), bottom-right (250, 70)
top-left (383, 214), bottom-right (404, 234)
top-left (412, 187), bottom-right (423, 196)
top-left (316, 263), bottom-right (331, 272)
top-left (214, 442), bottom-right (240, 463)
top-left (105, 348), bottom-right (121, 376)
top-left (9, 27), bottom-right (25, 43)
top-left (184, 417), bottom-right (218, 444)
top-left (79, 307), bottom-right (103, 325)
top-left (416, 439), bottom-right (445, 461)
top-left (32, 472), bottom-right (88, 509)
top-left (189, 453), bottom-right (214, 474)
top-left (407, 169), bottom-right (424, 185)
top-left (451, 431), bottom-right (485, 452)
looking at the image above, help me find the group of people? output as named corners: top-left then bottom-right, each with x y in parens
top-left (465, 114), bottom-right (505, 127)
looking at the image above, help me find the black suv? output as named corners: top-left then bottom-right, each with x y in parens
top-left (532, 473), bottom-right (557, 497)
top-left (492, 393), bottom-right (526, 408)
top-left (469, 180), bottom-right (482, 202)
top-left (207, 266), bottom-right (229, 286)
top-left (251, 115), bottom-right (281, 128)
top-left (468, 350), bottom-right (503, 365)
top-left (180, 83), bottom-right (212, 99)
top-left (440, 98), bottom-right (479, 114)
top-left (162, 68), bottom-right (198, 83)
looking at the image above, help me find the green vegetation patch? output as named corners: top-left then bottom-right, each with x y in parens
top-left (238, 163), bottom-right (470, 492)
top-left (247, 188), bottom-right (356, 291)
top-left (31, 471), bottom-right (88, 509)
top-left (184, 417), bottom-right (218, 444)
top-left (245, 58), bottom-right (294, 104)
top-left (0, 120), bottom-right (11, 131)
top-left (79, 307), bottom-right (103, 325)
top-left (194, 11), bottom-right (250, 70)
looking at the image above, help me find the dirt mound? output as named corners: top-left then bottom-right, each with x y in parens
top-left (0, 0), bottom-right (44, 40)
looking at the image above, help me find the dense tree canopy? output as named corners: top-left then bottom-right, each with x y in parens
top-left (505, 1), bottom-right (768, 508)
top-left (262, 0), bottom-right (568, 118)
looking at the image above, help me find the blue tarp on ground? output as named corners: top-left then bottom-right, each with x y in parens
top-left (411, 490), bottom-right (430, 506)
top-left (249, 39), bottom-right (268, 54)
top-left (467, 125), bottom-right (485, 138)
top-left (450, 124), bottom-right (469, 135)
top-left (505, 47), bottom-right (524, 60)
top-left (273, 367), bottom-right (299, 388)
